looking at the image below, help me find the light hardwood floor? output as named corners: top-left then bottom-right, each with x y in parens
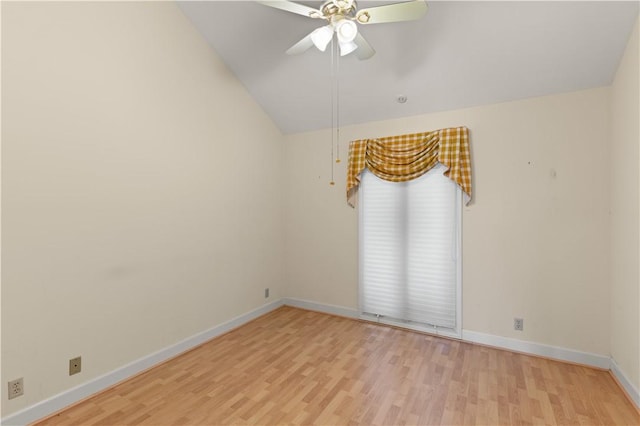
top-left (37, 306), bottom-right (639, 425)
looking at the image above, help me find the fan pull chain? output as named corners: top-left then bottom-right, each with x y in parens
top-left (335, 50), bottom-right (341, 165)
top-left (329, 38), bottom-right (335, 186)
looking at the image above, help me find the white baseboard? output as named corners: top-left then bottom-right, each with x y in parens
top-left (462, 329), bottom-right (611, 369)
top-left (282, 297), bottom-right (359, 319)
top-left (610, 357), bottom-right (640, 409)
top-left (1, 300), bottom-right (284, 426)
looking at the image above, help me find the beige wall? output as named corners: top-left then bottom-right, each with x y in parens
top-left (610, 17), bottom-right (639, 392)
top-left (2, 1), bottom-right (637, 419)
top-left (285, 87), bottom-right (612, 356)
top-left (1, 2), bottom-right (284, 416)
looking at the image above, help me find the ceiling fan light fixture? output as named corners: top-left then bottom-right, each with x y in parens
top-left (336, 19), bottom-right (357, 43)
top-left (310, 25), bottom-right (334, 51)
top-left (339, 40), bottom-right (358, 56)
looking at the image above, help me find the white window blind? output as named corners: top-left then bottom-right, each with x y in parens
top-left (359, 163), bottom-right (461, 334)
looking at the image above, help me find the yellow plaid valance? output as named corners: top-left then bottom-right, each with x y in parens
top-left (347, 127), bottom-right (472, 207)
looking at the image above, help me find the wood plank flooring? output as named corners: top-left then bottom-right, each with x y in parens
top-left (36, 306), bottom-right (639, 425)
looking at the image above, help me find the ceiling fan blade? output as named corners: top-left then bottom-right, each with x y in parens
top-left (257, 1), bottom-right (322, 19)
top-left (286, 32), bottom-right (315, 55)
top-left (354, 33), bottom-right (376, 60)
top-left (356, 0), bottom-right (428, 25)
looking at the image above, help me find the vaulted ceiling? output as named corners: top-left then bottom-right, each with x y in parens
top-left (178, 1), bottom-right (639, 134)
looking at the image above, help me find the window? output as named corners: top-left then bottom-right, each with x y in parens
top-left (359, 163), bottom-right (462, 338)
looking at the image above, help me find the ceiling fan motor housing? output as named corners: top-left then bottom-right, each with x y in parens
top-left (321, 0), bottom-right (358, 19)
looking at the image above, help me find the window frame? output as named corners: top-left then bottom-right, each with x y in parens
top-left (357, 167), bottom-right (463, 339)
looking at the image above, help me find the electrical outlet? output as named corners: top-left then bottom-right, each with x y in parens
top-left (8, 378), bottom-right (24, 400)
top-left (69, 356), bottom-right (82, 376)
top-left (264, 288), bottom-right (270, 298)
top-left (514, 318), bottom-right (524, 331)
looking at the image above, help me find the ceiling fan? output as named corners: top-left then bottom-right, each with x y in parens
top-left (258, 0), bottom-right (428, 60)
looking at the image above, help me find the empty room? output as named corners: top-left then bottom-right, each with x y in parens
top-left (1, 1), bottom-right (639, 425)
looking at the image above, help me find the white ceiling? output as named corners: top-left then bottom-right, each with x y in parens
top-left (178, 1), bottom-right (639, 134)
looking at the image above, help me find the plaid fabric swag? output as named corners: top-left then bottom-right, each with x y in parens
top-left (347, 127), bottom-right (472, 207)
